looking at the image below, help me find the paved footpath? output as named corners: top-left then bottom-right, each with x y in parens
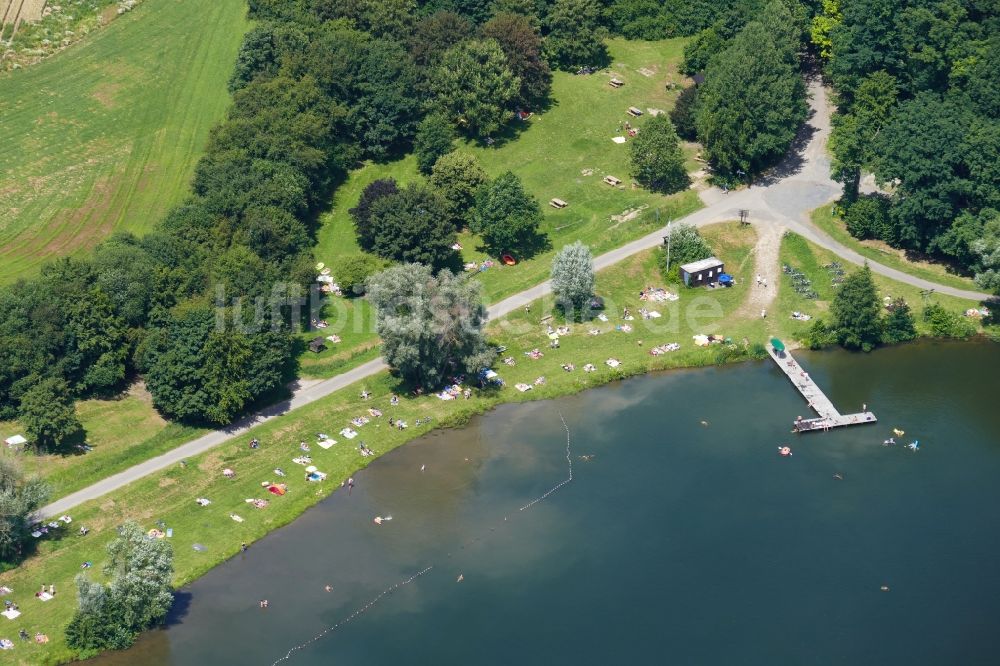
top-left (38, 79), bottom-right (991, 518)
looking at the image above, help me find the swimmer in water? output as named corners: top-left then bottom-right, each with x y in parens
top-left (324, 585), bottom-right (333, 592)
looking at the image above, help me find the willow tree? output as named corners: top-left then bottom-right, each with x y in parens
top-left (551, 241), bottom-right (595, 314)
top-left (367, 264), bottom-right (495, 387)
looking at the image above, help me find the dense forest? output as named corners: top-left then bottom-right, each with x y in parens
top-left (0, 0), bottom-right (993, 448)
top-left (818, 0), bottom-right (1000, 289)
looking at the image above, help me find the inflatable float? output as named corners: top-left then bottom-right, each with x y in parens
top-left (501, 254), bottom-right (516, 266)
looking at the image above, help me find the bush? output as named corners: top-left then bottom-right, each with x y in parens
top-left (844, 194), bottom-right (892, 241)
top-left (335, 254), bottom-right (388, 295)
top-left (658, 223), bottom-right (714, 280)
top-left (802, 319), bottom-right (837, 349)
top-left (922, 302), bottom-right (976, 339)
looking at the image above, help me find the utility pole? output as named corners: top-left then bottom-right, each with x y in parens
top-left (665, 219), bottom-right (673, 272)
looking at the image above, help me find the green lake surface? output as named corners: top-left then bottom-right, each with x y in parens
top-left (89, 339), bottom-right (1000, 665)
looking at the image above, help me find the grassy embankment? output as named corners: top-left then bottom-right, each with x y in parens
top-left (0, 0), bottom-right (248, 282)
top-left (301, 36), bottom-right (703, 377)
top-left (776, 231), bottom-right (988, 344)
top-left (809, 204), bottom-right (981, 292)
top-left (0, 222), bottom-right (986, 664)
top-left (0, 388), bottom-right (207, 500)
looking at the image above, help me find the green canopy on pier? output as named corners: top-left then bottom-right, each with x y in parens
top-left (770, 338), bottom-right (785, 352)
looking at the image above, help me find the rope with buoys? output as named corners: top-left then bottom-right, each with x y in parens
top-left (269, 566), bottom-right (434, 665)
top-left (269, 411), bottom-right (573, 665)
top-left (519, 412), bottom-right (572, 512)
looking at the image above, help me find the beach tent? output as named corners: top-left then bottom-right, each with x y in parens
top-left (4, 435), bottom-right (27, 447)
top-left (770, 338), bottom-right (785, 352)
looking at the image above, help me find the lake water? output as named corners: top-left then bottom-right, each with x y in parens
top-left (90, 340), bottom-right (1000, 666)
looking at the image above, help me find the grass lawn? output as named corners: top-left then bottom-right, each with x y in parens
top-left (0, 387), bottom-right (206, 501)
top-left (0, 0), bottom-right (249, 283)
top-left (304, 37), bottom-right (702, 377)
top-left (773, 231), bottom-right (984, 345)
top-left (810, 204), bottom-right (980, 292)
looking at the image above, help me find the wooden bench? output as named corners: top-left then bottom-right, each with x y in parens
top-left (627, 106), bottom-right (643, 117)
top-left (603, 176), bottom-right (622, 186)
top-left (609, 78), bottom-right (624, 88)
top-left (549, 198), bottom-right (568, 209)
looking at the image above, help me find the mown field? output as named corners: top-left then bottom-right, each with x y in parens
top-left (304, 37), bottom-right (703, 376)
top-left (0, 0), bottom-right (248, 282)
top-left (0, 386), bottom-right (207, 501)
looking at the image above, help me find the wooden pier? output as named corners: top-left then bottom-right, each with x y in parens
top-left (767, 345), bottom-right (877, 432)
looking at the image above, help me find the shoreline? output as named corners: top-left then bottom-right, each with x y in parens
top-left (77, 335), bottom-right (999, 666)
top-left (13, 333), bottom-right (996, 666)
top-left (2, 224), bottom-right (992, 664)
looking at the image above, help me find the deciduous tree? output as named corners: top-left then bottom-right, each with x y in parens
top-left (414, 113), bottom-right (456, 175)
top-left (551, 241), bottom-right (595, 312)
top-left (142, 302), bottom-right (294, 424)
top-left (628, 114), bottom-right (689, 194)
top-left (695, 16), bottom-right (806, 178)
top-left (0, 460), bottom-right (49, 564)
top-left (350, 178), bottom-right (400, 250)
top-left (369, 184), bottom-right (458, 269)
top-left (367, 264), bottom-right (494, 387)
top-left (873, 93), bottom-right (969, 251)
top-left (18, 377), bottom-right (84, 452)
top-left (482, 12), bottom-right (552, 106)
top-left (829, 71), bottom-right (898, 201)
top-left (543, 0), bottom-right (608, 71)
top-left (67, 520), bottom-right (174, 652)
top-left (470, 171), bottom-right (546, 257)
top-left (430, 152), bottom-right (489, 230)
top-left (431, 39), bottom-right (520, 138)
